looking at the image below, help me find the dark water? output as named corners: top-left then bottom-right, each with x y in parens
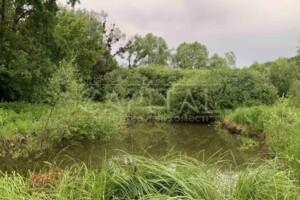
top-left (0, 123), bottom-right (262, 173)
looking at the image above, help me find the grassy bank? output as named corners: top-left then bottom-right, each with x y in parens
top-left (223, 100), bottom-right (300, 178)
top-left (0, 102), bottom-right (125, 159)
top-left (0, 155), bottom-right (298, 200)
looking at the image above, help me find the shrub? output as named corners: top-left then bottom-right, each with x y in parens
top-left (46, 102), bottom-right (125, 142)
top-left (0, 102), bottom-right (48, 137)
top-left (269, 58), bottom-right (300, 97)
top-left (217, 68), bottom-right (278, 109)
top-left (104, 66), bottom-right (182, 106)
top-left (0, 102), bottom-right (125, 158)
top-left (167, 68), bottom-right (278, 117)
top-left (47, 60), bottom-right (84, 104)
top-left (167, 72), bottom-right (221, 117)
top-left (104, 68), bottom-right (145, 100)
top-left (136, 66), bottom-right (183, 95)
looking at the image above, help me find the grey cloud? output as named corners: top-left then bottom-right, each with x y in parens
top-left (74, 0), bottom-right (300, 66)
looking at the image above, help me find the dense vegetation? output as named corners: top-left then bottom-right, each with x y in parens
top-left (1, 1), bottom-right (300, 199)
top-left (0, 156), bottom-right (299, 199)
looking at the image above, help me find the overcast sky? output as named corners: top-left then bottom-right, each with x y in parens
top-left (71, 0), bottom-right (300, 66)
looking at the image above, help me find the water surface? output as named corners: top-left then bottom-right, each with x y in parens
top-left (0, 123), bottom-right (262, 172)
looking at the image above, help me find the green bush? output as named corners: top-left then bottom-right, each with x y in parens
top-left (104, 66), bottom-right (182, 106)
top-left (167, 68), bottom-right (278, 117)
top-left (217, 68), bottom-right (278, 109)
top-left (136, 66), bottom-right (183, 94)
top-left (0, 102), bottom-right (49, 137)
top-left (269, 58), bottom-right (300, 97)
top-left (48, 102), bottom-right (125, 142)
top-left (0, 102), bottom-right (125, 158)
top-left (104, 68), bottom-right (145, 100)
top-left (47, 60), bottom-right (84, 104)
top-left (167, 71), bottom-right (221, 116)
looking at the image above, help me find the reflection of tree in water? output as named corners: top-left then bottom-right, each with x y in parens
top-left (4, 123), bottom-right (262, 172)
top-left (124, 123), bottom-right (262, 165)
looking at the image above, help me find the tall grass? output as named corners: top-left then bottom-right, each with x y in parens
top-left (223, 105), bottom-right (271, 136)
top-left (0, 102), bottom-right (125, 159)
top-left (0, 155), bottom-right (298, 199)
top-left (224, 100), bottom-right (300, 178)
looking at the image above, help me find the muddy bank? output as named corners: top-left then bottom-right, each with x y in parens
top-left (220, 118), bottom-right (261, 138)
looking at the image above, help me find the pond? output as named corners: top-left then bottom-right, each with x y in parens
top-left (0, 123), bottom-right (263, 173)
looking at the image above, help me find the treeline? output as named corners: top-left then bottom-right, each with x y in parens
top-left (0, 2), bottom-right (234, 102)
top-left (103, 62), bottom-right (300, 117)
top-left (1, 1), bottom-right (300, 107)
top-left (0, 1), bottom-right (120, 102)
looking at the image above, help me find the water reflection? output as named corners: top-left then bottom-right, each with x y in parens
top-left (0, 123), bottom-right (262, 173)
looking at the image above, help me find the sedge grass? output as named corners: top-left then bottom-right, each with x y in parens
top-left (0, 154), bottom-right (299, 200)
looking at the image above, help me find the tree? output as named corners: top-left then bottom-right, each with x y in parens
top-left (269, 58), bottom-right (300, 97)
top-left (126, 33), bottom-right (170, 68)
top-left (47, 60), bottom-right (83, 104)
top-left (225, 51), bottom-right (236, 67)
top-left (209, 54), bottom-right (228, 68)
top-left (172, 42), bottom-right (209, 69)
top-left (53, 9), bottom-right (121, 85)
top-left (0, 0), bottom-right (79, 30)
top-left (0, 1), bottom-right (80, 102)
top-left (0, 4), bottom-right (123, 102)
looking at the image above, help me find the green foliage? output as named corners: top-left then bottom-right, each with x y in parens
top-left (0, 102), bottom-right (125, 158)
top-left (136, 66), bottom-right (183, 94)
top-left (47, 102), bottom-right (125, 142)
top-left (126, 105), bottom-right (171, 122)
top-left (167, 68), bottom-right (278, 117)
top-left (264, 101), bottom-right (300, 177)
top-left (234, 160), bottom-right (299, 200)
top-left (209, 53), bottom-right (228, 68)
top-left (167, 70), bottom-right (221, 116)
top-left (0, 5), bottom-right (119, 102)
top-left (238, 137), bottom-right (259, 151)
top-left (104, 66), bottom-right (183, 107)
top-left (53, 8), bottom-right (106, 81)
top-left (217, 68), bottom-right (278, 109)
top-left (0, 156), bottom-right (298, 199)
top-left (0, 1), bottom-right (81, 102)
top-left (269, 58), bottom-right (300, 97)
top-left (224, 106), bottom-right (271, 135)
top-left (0, 102), bottom-right (48, 137)
top-left (172, 42), bottom-right (209, 69)
top-left (47, 60), bottom-right (84, 104)
top-left (127, 33), bottom-right (170, 68)
top-left (224, 100), bottom-right (300, 178)
top-left (288, 80), bottom-right (300, 108)
top-left (104, 68), bottom-right (145, 100)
